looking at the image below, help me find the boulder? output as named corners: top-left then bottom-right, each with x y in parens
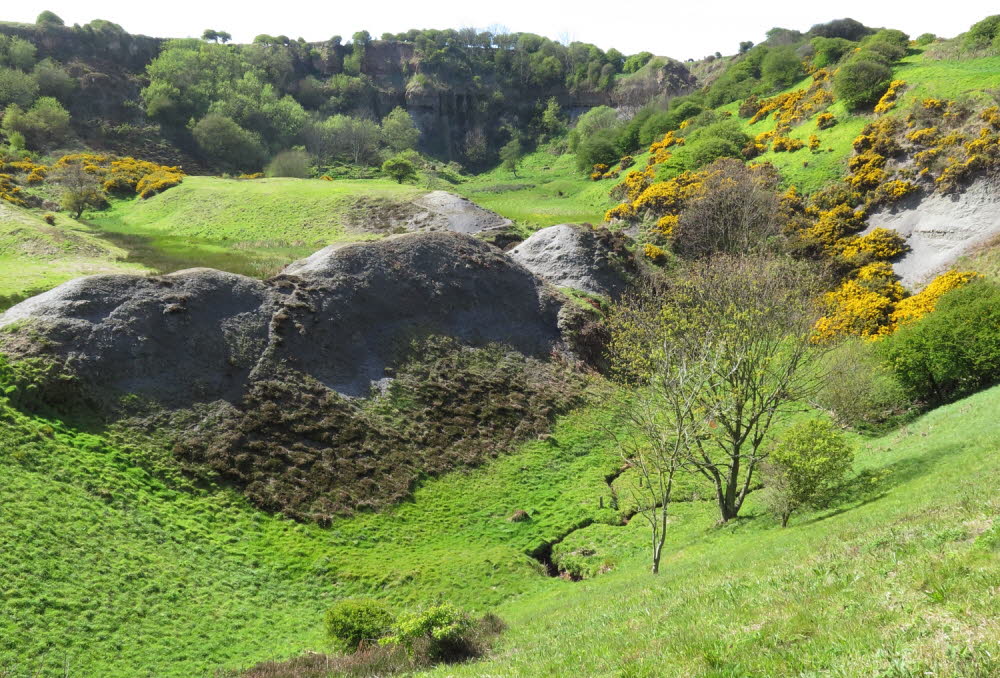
top-left (0, 232), bottom-right (566, 407)
top-left (508, 224), bottom-right (634, 298)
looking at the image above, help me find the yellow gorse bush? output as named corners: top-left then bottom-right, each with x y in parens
top-left (874, 80), bottom-right (906, 115)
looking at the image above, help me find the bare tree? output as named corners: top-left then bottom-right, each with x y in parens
top-left (49, 161), bottom-right (104, 218)
top-left (673, 159), bottom-right (783, 259)
top-left (605, 328), bottom-right (720, 573)
top-left (608, 255), bottom-right (827, 526)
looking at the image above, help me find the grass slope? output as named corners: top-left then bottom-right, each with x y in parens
top-left (458, 148), bottom-right (615, 232)
top-left (426, 388), bottom-right (1000, 677)
top-left (83, 177), bottom-right (424, 277)
top-left (0, 202), bottom-right (149, 306)
top-left (0, 394), bottom-right (623, 677)
top-left (723, 47), bottom-right (1000, 194)
top-left (3, 377), bottom-right (999, 676)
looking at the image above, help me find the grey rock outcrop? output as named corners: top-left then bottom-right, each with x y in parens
top-left (508, 224), bottom-right (634, 298)
top-left (0, 232), bottom-right (566, 407)
top-left (405, 191), bottom-right (512, 234)
top-left (867, 176), bottom-right (1000, 289)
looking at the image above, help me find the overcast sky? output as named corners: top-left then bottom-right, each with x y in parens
top-left (9, 1), bottom-right (998, 60)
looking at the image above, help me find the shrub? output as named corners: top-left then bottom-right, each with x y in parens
top-left (761, 419), bottom-right (853, 527)
top-left (0, 67), bottom-right (39, 109)
top-left (879, 280), bottom-right (1000, 405)
top-left (191, 113), bottom-right (266, 172)
top-left (761, 46), bottom-right (805, 90)
top-left (325, 599), bottom-right (395, 651)
top-left (42, 212), bottom-right (55, 225)
top-left (816, 112), bottom-right (836, 129)
top-left (382, 603), bottom-right (475, 661)
top-left (265, 149), bottom-right (312, 178)
top-left (818, 338), bottom-right (912, 432)
top-left (834, 59), bottom-right (893, 111)
top-left (36, 10), bottom-right (65, 26)
top-left (2, 97), bottom-right (71, 149)
top-left (381, 153), bottom-right (417, 183)
top-left (962, 15), bottom-right (1000, 51)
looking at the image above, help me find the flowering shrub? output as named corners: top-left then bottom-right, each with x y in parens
top-left (838, 227), bottom-right (909, 261)
top-left (808, 135), bottom-right (820, 151)
top-left (654, 214), bottom-right (678, 238)
top-left (0, 174), bottom-right (27, 206)
top-left (905, 126), bottom-right (938, 145)
top-left (618, 155), bottom-right (635, 170)
top-left (873, 80), bottom-right (905, 114)
top-left (772, 136), bottom-right (805, 152)
top-left (642, 243), bottom-right (667, 263)
top-left (890, 270), bottom-right (979, 327)
top-left (52, 153), bottom-right (185, 198)
top-left (239, 172), bottom-right (266, 180)
top-left (816, 112), bottom-right (836, 130)
top-left (604, 202), bottom-right (636, 221)
top-left (590, 163), bottom-right (609, 181)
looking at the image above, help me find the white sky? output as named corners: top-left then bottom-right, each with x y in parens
top-left (8, 1), bottom-right (999, 60)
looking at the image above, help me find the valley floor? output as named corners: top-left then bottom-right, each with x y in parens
top-left (1, 380), bottom-right (998, 676)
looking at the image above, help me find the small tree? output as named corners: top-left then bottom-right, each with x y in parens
top-left (36, 11), bottom-right (64, 26)
top-left (49, 161), bottom-right (105, 218)
top-left (499, 137), bottom-right (523, 176)
top-left (834, 59), bottom-right (892, 111)
top-left (381, 153), bottom-right (418, 183)
top-left (381, 106), bottom-right (420, 152)
top-left (608, 256), bottom-right (827, 524)
top-left (541, 97), bottom-right (565, 137)
top-left (760, 419), bottom-right (853, 527)
top-left (325, 598), bottom-right (395, 652)
top-left (605, 321), bottom-right (719, 573)
top-left (381, 603), bottom-right (474, 661)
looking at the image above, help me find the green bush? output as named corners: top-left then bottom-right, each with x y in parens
top-left (574, 129), bottom-right (619, 172)
top-left (191, 113), bottom-right (266, 172)
top-left (0, 67), bottom-right (39, 109)
top-left (761, 419), bottom-right (853, 527)
top-left (264, 149), bottom-right (311, 178)
top-left (833, 59), bottom-right (892, 111)
top-left (817, 338), bottom-right (912, 432)
top-left (382, 603), bottom-right (474, 661)
top-left (962, 15), bottom-right (1000, 51)
top-left (879, 280), bottom-right (1000, 406)
top-left (381, 153), bottom-right (418, 183)
top-left (325, 599), bottom-right (395, 651)
top-left (811, 37), bottom-right (855, 68)
top-left (761, 46), bottom-right (804, 90)
top-left (2, 97), bottom-right (71, 149)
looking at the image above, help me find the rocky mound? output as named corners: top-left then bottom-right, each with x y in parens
top-left (404, 190), bottom-right (513, 234)
top-left (867, 176), bottom-right (1000, 288)
top-left (507, 224), bottom-right (636, 298)
top-left (0, 232), bottom-right (566, 407)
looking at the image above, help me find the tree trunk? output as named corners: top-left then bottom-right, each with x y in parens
top-left (781, 512), bottom-right (790, 528)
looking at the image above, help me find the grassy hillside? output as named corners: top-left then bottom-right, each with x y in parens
top-left (721, 46), bottom-right (1000, 193)
top-left (83, 177), bottom-right (424, 278)
top-left (425, 388), bottom-right (1000, 677)
top-left (0, 201), bottom-right (149, 307)
top-left (0, 392), bottom-right (625, 677)
top-left (457, 147), bottom-right (616, 232)
top-left (3, 366), bottom-right (998, 676)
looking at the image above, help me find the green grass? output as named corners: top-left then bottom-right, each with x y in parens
top-left (0, 390), bottom-right (624, 677)
top-left (3, 374), bottom-right (999, 676)
top-left (83, 176), bottom-right (425, 277)
top-left (426, 389), bottom-right (1000, 677)
top-left (458, 147), bottom-right (616, 232)
top-left (715, 47), bottom-right (1000, 194)
top-left (0, 201), bottom-right (149, 305)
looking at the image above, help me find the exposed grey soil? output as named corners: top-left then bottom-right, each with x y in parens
top-left (0, 232), bottom-right (566, 407)
top-left (867, 175), bottom-right (1000, 289)
top-left (508, 224), bottom-right (635, 298)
